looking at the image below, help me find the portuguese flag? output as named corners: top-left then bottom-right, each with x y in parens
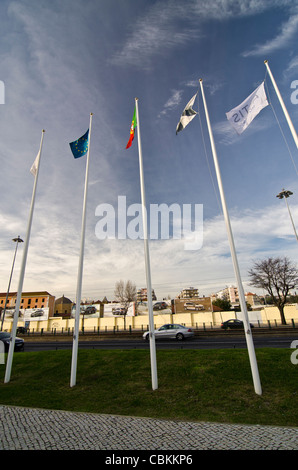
top-left (126, 106), bottom-right (137, 149)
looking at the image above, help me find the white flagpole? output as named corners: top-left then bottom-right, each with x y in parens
top-left (199, 79), bottom-right (262, 396)
top-left (70, 113), bottom-right (93, 388)
top-left (135, 98), bottom-right (158, 390)
top-left (4, 129), bottom-right (45, 383)
top-left (264, 60), bottom-right (298, 149)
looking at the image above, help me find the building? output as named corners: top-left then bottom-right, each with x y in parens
top-left (245, 292), bottom-right (262, 308)
top-left (137, 288), bottom-right (157, 302)
top-left (212, 286), bottom-right (239, 306)
top-left (177, 287), bottom-right (199, 299)
top-left (212, 287), bottom-right (264, 309)
top-left (0, 291), bottom-right (55, 316)
top-left (54, 295), bottom-right (73, 317)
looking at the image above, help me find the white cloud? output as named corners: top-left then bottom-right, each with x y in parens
top-left (284, 55), bottom-right (298, 78)
top-left (111, 0), bottom-right (295, 69)
top-left (242, 9), bottom-right (298, 57)
top-left (1, 198), bottom-right (296, 300)
top-left (158, 90), bottom-right (183, 118)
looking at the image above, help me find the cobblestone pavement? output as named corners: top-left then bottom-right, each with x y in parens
top-left (0, 405), bottom-right (297, 451)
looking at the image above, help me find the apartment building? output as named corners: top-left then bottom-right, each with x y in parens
top-left (0, 291), bottom-right (55, 316)
top-left (137, 288), bottom-right (157, 302)
top-left (212, 286), bottom-right (239, 306)
top-left (178, 287), bottom-right (199, 299)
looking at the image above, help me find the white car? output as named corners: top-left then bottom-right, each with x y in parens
top-left (184, 302), bottom-right (205, 311)
top-left (143, 324), bottom-right (194, 341)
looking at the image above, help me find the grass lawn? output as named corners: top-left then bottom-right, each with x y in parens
top-left (0, 348), bottom-right (297, 427)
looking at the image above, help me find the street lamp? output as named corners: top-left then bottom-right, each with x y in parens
top-left (276, 189), bottom-right (298, 242)
top-left (0, 236), bottom-right (24, 330)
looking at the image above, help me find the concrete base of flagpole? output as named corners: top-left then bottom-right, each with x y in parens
top-left (149, 335), bottom-right (158, 390)
top-left (245, 331), bottom-right (262, 395)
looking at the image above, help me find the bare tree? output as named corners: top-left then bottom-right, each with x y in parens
top-left (248, 257), bottom-right (298, 325)
top-left (114, 280), bottom-right (137, 329)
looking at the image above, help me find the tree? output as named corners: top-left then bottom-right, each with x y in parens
top-left (248, 256), bottom-right (298, 325)
top-left (114, 280), bottom-right (137, 329)
top-left (212, 298), bottom-right (231, 311)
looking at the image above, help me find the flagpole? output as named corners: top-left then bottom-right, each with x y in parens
top-left (264, 60), bottom-right (298, 149)
top-left (135, 97), bottom-right (158, 391)
top-left (70, 113), bottom-right (93, 388)
top-left (199, 79), bottom-right (262, 396)
top-left (4, 129), bottom-right (45, 383)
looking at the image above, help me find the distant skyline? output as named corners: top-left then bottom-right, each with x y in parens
top-left (0, 0), bottom-right (297, 302)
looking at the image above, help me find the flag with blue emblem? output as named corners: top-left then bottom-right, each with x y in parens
top-left (69, 129), bottom-right (89, 159)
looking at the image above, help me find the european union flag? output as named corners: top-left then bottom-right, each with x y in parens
top-left (69, 129), bottom-right (89, 159)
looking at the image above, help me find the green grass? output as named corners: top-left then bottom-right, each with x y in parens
top-left (0, 348), bottom-right (297, 427)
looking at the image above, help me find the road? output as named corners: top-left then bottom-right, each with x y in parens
top-left (23, 334), bottom-right (298, 352)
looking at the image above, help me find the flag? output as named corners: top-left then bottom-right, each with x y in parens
top-left (126, 107), bottom-right (137, 149)
top-left (30, 151), bottom-right (40, 176)
top-left (226, 82), bottom-right (269, 135)
top-left (69, 129), bottom-right (89, 158)
top-left (176, 93), bottom-right (198, 134)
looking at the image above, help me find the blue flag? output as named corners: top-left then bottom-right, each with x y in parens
top-left (69, 129), bottom-right (89, 158)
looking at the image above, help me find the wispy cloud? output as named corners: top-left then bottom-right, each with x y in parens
top-left (110, 3), bottom-right (199, 70)
top-left (284, 54), bottom-right (298, 78)
top-left (242, 9), bottom-right (298, 57)
top-left (158, 89), bottom-right (183, 118)
top-left (111, 0), bottom-right (295, 69)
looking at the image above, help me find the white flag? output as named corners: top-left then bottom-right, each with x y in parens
top-left (226, 82), bottom-right (269, 135)
top-left (176, 93), bottom-right (198, 134)
top-left (30, 150), bottom-right (40, 176)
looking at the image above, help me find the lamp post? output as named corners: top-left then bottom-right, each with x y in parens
top-left (276, 189), bottom-right (298, 242)
top-left (0, 236), bottom-right (24, 330)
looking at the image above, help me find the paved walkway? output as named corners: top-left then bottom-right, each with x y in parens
top-left (0, 405), bottom-right (297, 451)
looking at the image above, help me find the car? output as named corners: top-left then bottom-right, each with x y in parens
top-left (0, 332), bottom-right (25, 352)
top-left (31, 309), bottom-right (44, 317)
top-left (153, 302), bottom-right (168, 310)
top-left (196, 304), bottom-right (205, 311)
top-left (143, 324), bottom-right (194, 341)
top-left (221, 319), bottom-right (254, 330)
top-left (112, 307), bottom-right (127, 315)
top-left (16, 326), bottom-right (29, 335)
top-left (84, 306), bottom-right (96, 315)
top-left (184, 302), bottom-right (204, 311)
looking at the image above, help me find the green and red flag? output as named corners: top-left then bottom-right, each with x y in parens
top-left (126, 106), bottom-right (137, 149)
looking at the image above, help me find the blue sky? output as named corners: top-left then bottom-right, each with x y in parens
top-left (0, 0), bottom-right (297, 302)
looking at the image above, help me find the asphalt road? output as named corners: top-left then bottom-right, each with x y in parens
top-left (23, 334), bottom-right (298, 352)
